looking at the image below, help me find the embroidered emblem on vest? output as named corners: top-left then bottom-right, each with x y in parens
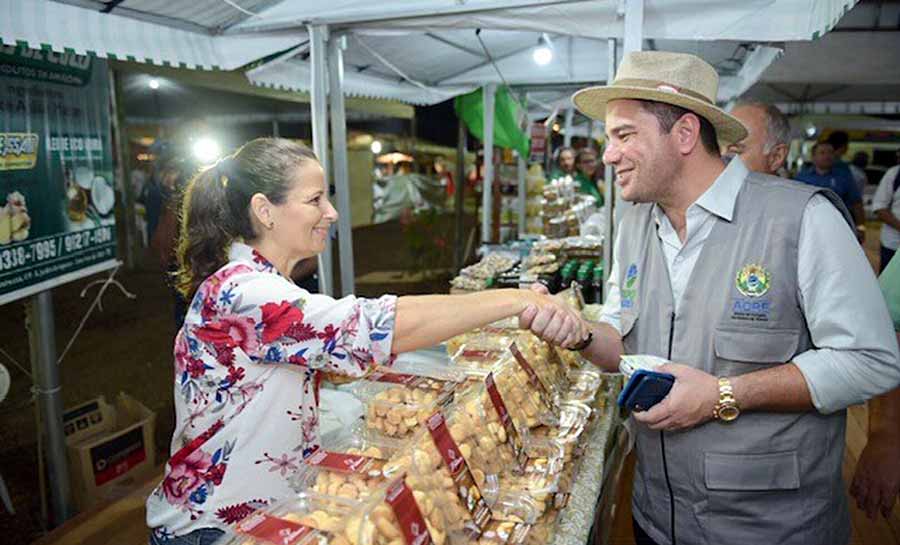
top-left (735, 264), bottom-right (770, 297)
top-left (621, 263), bottom-right (638, 309)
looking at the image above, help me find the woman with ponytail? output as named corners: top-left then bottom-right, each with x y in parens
top-left (146, 138), bottom-right (587, 544)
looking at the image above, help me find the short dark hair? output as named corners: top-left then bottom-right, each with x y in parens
top-left (827, 131), bottom-right (849, 150)
top-left (812, 141), bottom-right (833, 154)
top-left (636, 100), bottom-right (719, 155)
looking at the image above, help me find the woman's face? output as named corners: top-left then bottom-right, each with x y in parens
top-left (578, 152), bottom-right (598, 177)
top-left (269, 161), bottom-right (338, 259)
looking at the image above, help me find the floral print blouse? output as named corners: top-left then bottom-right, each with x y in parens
top-left (146, 242), bottom-right (396, 539)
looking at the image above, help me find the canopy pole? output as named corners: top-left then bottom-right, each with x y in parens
top-left (272, 119), bottom-right (280, 137)
top-left (562, 107), bottom-right (575, 147)
top-left (481, 83), bottom-right (496, 244)
top-left (602, 38), bottom-right (618, 293)
top-left (623, 0), bottom-right (645, 54)
top-left (518, 92), bottom-right (529, 238)
top-left (454, 117), bottom-right (467, 270)
top-left (308, 24), bottom-right (334, 296)
top-left (26, 291), bottom-right (73, 526)
top-left (328, 35), bottom-right (355, 296)
top-left (109, 69), bottom-right (136, 270)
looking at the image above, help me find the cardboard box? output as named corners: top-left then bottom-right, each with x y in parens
top-left (63, 393), bottom-right (157, 511)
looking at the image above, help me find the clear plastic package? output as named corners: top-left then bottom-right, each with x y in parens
top-left (220, 492), bottom-right (357, 545)
top-left (290, 433), bottom-right (406, 501)
top-left (564, 368), bottom-right (603, 404)
top-left (528, 401), bottom-right (594, 461)
top-left (354, 368), bottom-right (461, 439)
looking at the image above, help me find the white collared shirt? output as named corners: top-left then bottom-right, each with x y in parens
top-left (600, 158), bottom-right (899, 414)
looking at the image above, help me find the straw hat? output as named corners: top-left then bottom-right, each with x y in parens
top-left (572, 51), bottom-right (748, 145)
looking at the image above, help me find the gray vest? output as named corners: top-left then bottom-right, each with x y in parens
top-left (618, 173), bottom-right (853, 545)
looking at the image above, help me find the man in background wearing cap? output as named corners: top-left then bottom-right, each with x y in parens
top-left (538, 51), bottom-right (899, 545)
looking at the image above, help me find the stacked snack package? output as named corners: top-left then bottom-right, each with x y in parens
top-left (219, 492), bottom-right (357, 545)
top-left (353, 367), bottom-right (463, 439)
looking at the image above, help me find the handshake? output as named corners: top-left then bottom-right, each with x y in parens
top-left (517, 283), bottom-right (593, 351)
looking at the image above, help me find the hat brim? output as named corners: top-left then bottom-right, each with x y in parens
top-left (572, 85), bottom-right (748, 145)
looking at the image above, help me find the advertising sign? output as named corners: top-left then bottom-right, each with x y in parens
top-left (0, 45), bottom-right (118, 305)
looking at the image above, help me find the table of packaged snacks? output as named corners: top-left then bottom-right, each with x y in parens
top-left (219, 313), bottom-right (628, 545)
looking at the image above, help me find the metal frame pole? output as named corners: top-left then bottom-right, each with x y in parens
top-left (328, 35), bottom-right (355, 296)
top-left (308, 24), bottom-right (334, 296)
top-left (454, 118), bottom-right (467, 270)
top-left (27, 291), bottom-right (73, 524)
top-left (109, 69), bottom-right (136, 270)
top-left (602, 38), bottom-right (618, 292)
top-left (623, 0), bottom-right (645, 54)
top-left (517, 93), bottom-right (528, 238)
top-left (562, 106), bottom-right (575, 147)
top-left (481, 83), bottom-right (496, 244)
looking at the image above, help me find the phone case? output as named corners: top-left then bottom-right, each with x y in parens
top-left (617, 370), bottom-right (675, 411)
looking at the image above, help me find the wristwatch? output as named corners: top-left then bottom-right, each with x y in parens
top-left (713, 377), bottom-right (741, 422)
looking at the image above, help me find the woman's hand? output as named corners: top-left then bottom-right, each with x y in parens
top-left (518, 283), bottom-right (590, 349)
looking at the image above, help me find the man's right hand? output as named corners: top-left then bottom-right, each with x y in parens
top-left (518, 283), bottom-right (590, 350)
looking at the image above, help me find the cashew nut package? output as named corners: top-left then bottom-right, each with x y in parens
top-left (219, 492), bottom-right (357, 545)
top-left (354, 367), bottom-right (463, 439)
top-left (290, 434), bottom-right (405, 502)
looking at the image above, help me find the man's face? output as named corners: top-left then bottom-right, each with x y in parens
top-left (602, 99), bottom-right (681, 203)
top-left (813, 143), bottom-right (835, 172)
top-left (559, 149), bottom-right (576, 173)
top-left (727, 105), bottom-right (771, 174)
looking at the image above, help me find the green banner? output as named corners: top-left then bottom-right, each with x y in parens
top-left (454, 86), bottom-right (530, 158)
top-left (0, 45), bottom-right (117, 304)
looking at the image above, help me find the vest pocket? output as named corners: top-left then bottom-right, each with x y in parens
top-left (714, 327), bottom-right (800, 364)
top-left (693, 451), bottom-right (804, 544)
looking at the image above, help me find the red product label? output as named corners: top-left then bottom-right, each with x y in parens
top-left (508, 342), bottom-right (558, 411)
top-left (425, 412), bottom-right (492, 532)
top-left (305, 449), bottom-right (376, 476)
top-left (91, 425), bottom-right (147, 486)
top-left (460, 349), bottom-right (503, 362)
top-left (368, 370), bottom-right (422, 386)
top-left (385, 478), bottom-right (433, 545)
top-left (485, 373), bottom-right (527, 471)
top-left (236, 512), bottom-right (314, 545)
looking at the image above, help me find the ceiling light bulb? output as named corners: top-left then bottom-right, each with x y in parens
top-left (148, 78), bottom-right (160, 90)
top-left (193, 137), bottom-right (221, 165)
top-left (371, 140), bottom-right (383, 154)
top-left (533, 46), bottom-right (553, 66)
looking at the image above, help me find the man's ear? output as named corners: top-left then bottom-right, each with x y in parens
top-left (673, 113), bottom-right (703, 156)
top-left (769, 144), bottom-right (789, 173)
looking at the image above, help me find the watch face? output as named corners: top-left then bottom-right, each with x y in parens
top-left (719, 405), bottom-right (740, 422)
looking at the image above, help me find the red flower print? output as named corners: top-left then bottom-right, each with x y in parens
top-left (195, 315), bottom-right (258, 354)
top-left (260, 301), bottom-right (304, 344)
top-left (285, 321), bottom-right (317, 342)
top-left (287, 352), bottom-right (307, 366)
top-left (251, 250), bottom-right (274, 268)
top-left (318, 324), bottom-right (339, 343)
top-left (226, 366), bottom-right (245, 384)
top-left (204, 463), bottom-right (227, 486)
top-left (162, 449), bottom-right (213, 506)
top-left (186, 357), bottom-right (208, 378)
top-left (216, 499), bottom-right (268, 524)
top-left (215, 346), bottom-right (235, 367)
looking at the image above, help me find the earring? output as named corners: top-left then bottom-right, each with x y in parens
top-left (268, 221), bottom-right (275, 229)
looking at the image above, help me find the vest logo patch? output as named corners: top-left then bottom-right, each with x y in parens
top-left (731, 298), bottom-right (771, 321)
top-left (621, 263), bottom-right (638, 309)
top-left (735, 264), bottom-right (770, 298)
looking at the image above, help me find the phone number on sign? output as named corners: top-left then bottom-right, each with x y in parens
top-left (0, 227), bottom-right (114, 271)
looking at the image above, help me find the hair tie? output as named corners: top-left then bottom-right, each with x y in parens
top-left (216, 157), bottom-right (237, 188)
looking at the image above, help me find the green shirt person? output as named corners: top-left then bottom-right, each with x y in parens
top-left (549, 146), bottom-right (576, 181)
top-left (574, 148), bottom-right (604, 205)
top-left (851, 251), bottom-right (900, 519)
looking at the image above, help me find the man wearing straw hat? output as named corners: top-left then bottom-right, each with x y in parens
top-left (533, 51), bottom-right (900, 545)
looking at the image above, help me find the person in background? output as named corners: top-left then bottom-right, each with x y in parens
top-left (550, 146), bottom-right (576, 180)
top-left (828, 131), bottom-right (868, 198)
top-left (795, 141), bottom-right (866, 241)
top-left (539, 50), bottom-right (899, 545)
top-left (146, 138), bottom-right (588, 545)
top-left (573, 148), bottom-right (605, 205)
top-left (725, 101), bottom-right (790, 175)
top-left (851, 252), bottom-right (900, 520)
top-left (151, 158), bottom-right (193, 329)
top-left (872, 160), bottom-right (900, 271)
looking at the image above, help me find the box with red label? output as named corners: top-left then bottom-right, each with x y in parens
top-left (354, 367), bottom-right (462, 440)
top-left (220, 492), bottom-right (357, 545)
top-left (63, 393), bottom-right (156, 511)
